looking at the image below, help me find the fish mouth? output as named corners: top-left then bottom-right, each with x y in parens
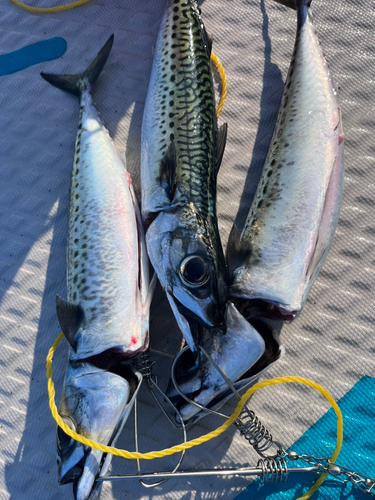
top-left (57, 425), bottom-right (85, 485)
top-left (168, 317), bottom-right (282, 423)
top-left (173, 294), bottom-right (226, 333)
top-left (57, 361), bottom-right (142, 499)
top-left (57, 444), bottom-right (106, 496)
top-left (166, 291), bottom-right (226, 352)
top-left (231, 297), bottom-right (298, 322)
top-left (71, 449), bottom-right (105, 500)
top-left (81, 343), bottom-right (148, 371)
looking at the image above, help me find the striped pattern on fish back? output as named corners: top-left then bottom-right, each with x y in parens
top-left (146, 0), bottom-right (216, 219)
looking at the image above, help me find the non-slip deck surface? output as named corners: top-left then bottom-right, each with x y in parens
top-left (0, 0), bottom-right (374, 499)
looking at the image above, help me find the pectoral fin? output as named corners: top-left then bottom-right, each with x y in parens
top-left (159, 140), bottom-right (177, 202)
top-left (56, 295), bottom-right (85, 349)
top-left (226, 223), bottom-right (248, 278)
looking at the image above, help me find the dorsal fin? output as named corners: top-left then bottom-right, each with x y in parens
top-left (159, 140), bottom-right (177, 202)
top-left (56, 295), bottom-right (85, 349)
top-left (203, 25), bottom-right (213, 56)
top-left (216, 123), bottom-right (228, 174)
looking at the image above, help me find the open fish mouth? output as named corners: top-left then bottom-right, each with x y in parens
top-left (231, 297), bottom-right (299, 322)
top-left (57, 361), bottom-right (142, 500)
top-left (167, 303), bottom-right (283, 424)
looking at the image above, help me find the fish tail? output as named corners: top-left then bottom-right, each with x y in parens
top-left (272, 0), bottom-right (312, 9)
top-left (40, 34), bottom-right (114, 96)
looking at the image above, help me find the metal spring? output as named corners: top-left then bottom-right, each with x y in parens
top-left (132, 350), bottom-right (155, 381)
top-left (257, 457), bottom-right (288, 484)
top-left (234, 408), bottom-right (274, 454)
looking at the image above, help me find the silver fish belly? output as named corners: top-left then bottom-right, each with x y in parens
top-left (229, 0), bottom-right (344, 318)
top-left (42, 36), bottom-right (151, 500)
top-left (65, 89), bottom-right (149, 360)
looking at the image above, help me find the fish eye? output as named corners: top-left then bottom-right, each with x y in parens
top-left (179, 256), bottom-right (210, 287)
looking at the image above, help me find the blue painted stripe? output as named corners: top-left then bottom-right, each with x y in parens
top-left (236, 376), bottom-right (374, 499)
top-left (0, 37), bottom-right (66, 77)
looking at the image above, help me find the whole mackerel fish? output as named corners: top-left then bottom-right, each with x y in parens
top-left (42, 36), bottom-right (152, 500)
top-left (228, 0), bottom-right (344, 320)
top-left (142, 0), bottom-right (228, 351)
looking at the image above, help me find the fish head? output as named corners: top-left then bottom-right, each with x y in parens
top-left (57, 362), bottom-right (140, 500)
top-left (146, 208), bottom-right (227, 351)
top-left (168, 302), bottom-right (266, 422)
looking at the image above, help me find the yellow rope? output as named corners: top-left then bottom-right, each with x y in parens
top-left (35, 0), bottom-right (335, 494)
top-left (9, 0), bottom-right (90, 13)
top-left (47, 333), bottom-right (343, 474)
top-left (211, 50), bottom-right (227, 117)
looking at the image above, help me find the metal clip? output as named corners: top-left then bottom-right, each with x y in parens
top-left (287, 451), bottom-right (375, 495)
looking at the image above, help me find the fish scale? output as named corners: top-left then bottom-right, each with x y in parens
top-left (142, 0), bottom-right (228, 351)
top-left (142, 0), bottom-right (216, 220)
top-left (229, 0), bottom-right (344, 318)
top-left (65, 90), bottom-right (146, 360)
top-left (41, 36), bottom-right (152, 500)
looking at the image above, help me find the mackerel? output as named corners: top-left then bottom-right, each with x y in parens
top-left (228, 0), bottom-right (344, 320)
top-left (42, 37), bottom-right (151, 362)
top-left (42, 36), bottom-right (153, 500)
top-left (142, 0), bottom-right (228, 351)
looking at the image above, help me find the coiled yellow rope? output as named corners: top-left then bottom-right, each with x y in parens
top-left (47, 333), bottom-right (343, 480)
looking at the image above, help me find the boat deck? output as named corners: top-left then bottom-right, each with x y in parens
top-left (0, 0), bottom-right (374, 498)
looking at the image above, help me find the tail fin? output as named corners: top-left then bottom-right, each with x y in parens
top-left (272, 0), bottom-right (312, 8)
top-left (41, 34), bottom-right (114, 96)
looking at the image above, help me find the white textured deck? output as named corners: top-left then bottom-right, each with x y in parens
top-left (0, 0), bottom-right (374, 499)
